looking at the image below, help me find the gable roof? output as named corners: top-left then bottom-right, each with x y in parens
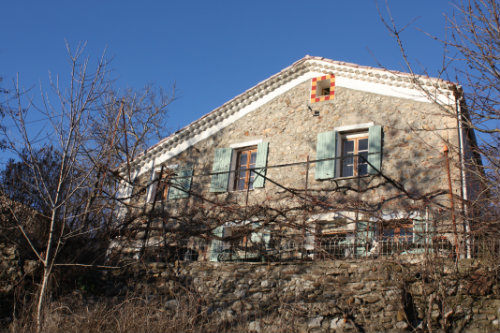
top-left (121, 56), bottom-right (459, 177)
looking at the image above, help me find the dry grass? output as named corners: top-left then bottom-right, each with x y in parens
top-left (6, 293), bottom-right (235, 333)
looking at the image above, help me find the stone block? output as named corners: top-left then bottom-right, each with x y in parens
top-left (308, 316), bottom-right (323, 329)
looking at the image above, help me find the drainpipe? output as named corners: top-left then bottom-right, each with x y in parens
top-left (444, 145), bottom-right (460, 259)
top-left (454, 88), bottom-right (471, 258)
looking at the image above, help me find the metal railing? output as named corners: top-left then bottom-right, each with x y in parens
top-left (212, 234), bottom-right (459, 262)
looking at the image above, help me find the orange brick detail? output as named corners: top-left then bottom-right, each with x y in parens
top-left (311, 74), bottom-right (335, 103)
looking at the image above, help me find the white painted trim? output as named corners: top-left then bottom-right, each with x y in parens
top-left (335, 76), bottom-right (454, 105)
top-left (228, 140), bottom-right (262, 190)
top-left (229, 139), bottom-right (263, 149)
top-left (334, 122), bottom-right (374, 133)
top-left (380, 211), bottom-right (421, 220)
top-left (145, 159), bottom-right (157, 203)
top-left (308, 211), bottom-right (356, 222)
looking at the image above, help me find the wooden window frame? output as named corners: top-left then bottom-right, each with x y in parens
top-left (234, 147), bottom-right (257, 191)
top-left (341, 133), bottom-right (369, 177)
top-left (155, 173), bottom-right (170, 201)
top-left (380, 220), bottom-right (414, 243)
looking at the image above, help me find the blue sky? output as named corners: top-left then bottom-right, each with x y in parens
top-left (0, 1), bottom-right (455, 163)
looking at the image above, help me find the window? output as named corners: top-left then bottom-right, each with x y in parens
top-left (210, 142), bottom-right (269, 193)
top-left (377, 218), bottom-right (434, 255)
top-left (381, 220), bottom-right (414, 243)
top-left (311, 74), bottom-right (335, 103)
top-left (235, 148), bottom-right (257, 190)
top-left (148, 167), bottom-right (193, 202)
top-left (315, 125), bottom-right (382, 180)
top-left (341, 133), bottom-right (369, 177)
top-left (208, 222), bottom-right (271, 262)
top-left (379, 220), bottom-right (415, 255)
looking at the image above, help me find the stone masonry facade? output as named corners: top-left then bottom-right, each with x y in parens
top-left (111, 57), bottom-right (479, 263)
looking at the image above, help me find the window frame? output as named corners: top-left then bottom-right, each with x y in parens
top-left (315, 123), bottom-right (382, 181)
top-left (233, 147), bottom-right (258, 191)
top-left (147, 169), bottom-right (172, 203)
top-left (340, 132), bottom-right (369, 178)
top-left (211, 140), bottom-right (268, 193)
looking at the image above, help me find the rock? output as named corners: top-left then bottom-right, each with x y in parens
top-left (252, 292), bottom-right (263, 300)
top-left (396, 321), bottom-right (408, 330)
top-left (330, 317), bottom-right (342, 330)
top-left (231, 300), bottom-right (243, 312)
top-left (431, 310), bottom-right (440, 320)
top-left (248, 320), bottom-right (261, 333)
top-left (220, 309), bottom-right (235, 322)
top-left (330, 317), bottom-right (353, 330)
top-left (164, 299), bottom-right (179, 310)
top-left (364, 295), bottom-right (379, 304)
top-left (308, 316), bottom-right (323, 329)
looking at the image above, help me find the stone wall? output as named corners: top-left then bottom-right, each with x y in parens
top-left (104, 259), bottom-right (500, 332)
top-left (132, 83), bottom-right (461, 207)
top-left (0, 243), bottom-right (38, 324)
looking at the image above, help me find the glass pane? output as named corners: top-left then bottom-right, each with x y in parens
top-left (250, 152), bottom-right (257, 164)
top-left (358, 164), bottom-right (367, 175)
top-left (343, 140), bottom-right (354, 153)
top-left (239, 153), bottom-right (248, 165)
top-left (359, 152), bottom-right (368, 164)
top-left (342, 164), bottom-right (353, 177)
top-left (237, 179), bottom-right (245, 190)
top-left (249, 172), bottom-right (255, 189)
top-left (343, 155), bottom-right (353, 165)
top-left (239, 171), bottom-right (247, 178)
top-left (383, 229), bottom-right (394, 237)
top-left (359, 138), bottom-right (368, 151)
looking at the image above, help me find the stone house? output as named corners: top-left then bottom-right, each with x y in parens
top-left (111, 56), bottom-right (481, 263)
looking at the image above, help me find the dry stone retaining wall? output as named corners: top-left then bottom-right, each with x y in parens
top-left (105, 259), bottom-right (500, 332)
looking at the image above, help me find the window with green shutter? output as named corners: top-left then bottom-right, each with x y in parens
top-left (210, 142), bottom-right (269, 192)
top-left (355, 221), bottom-right (374, 257)
top-left (315, 131), bottom-right (337, 180)
top-left (209, 226), bottom-right (224, 261)
top-left (167, 168), bottom-right (193, 200)
top-left (253, 142), bottom-right (268, 188)
top-left (316, 125), bottom-right (382, 179)
top-left (210, 148), bottom-right (233, 192)
top-left (367, 125), bottom-right (382, 174)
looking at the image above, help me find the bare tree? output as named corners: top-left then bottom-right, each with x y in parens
top-left (378, 0), bottom-right (499, 252)
top-left (0, 42), bottom-right (173, 332)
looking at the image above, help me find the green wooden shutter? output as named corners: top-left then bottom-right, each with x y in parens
top-left (209, 226), bottom-right (224, 261)
top-left (414, 218), bottom-right (434, 246)
top-left (316, 131), bottom-right (337, 179)
top-left (210, 148), bottom-right (233, 192)
top-left (167, 168), bottom-right (193, 200)
top-left (356, 221), bottom-right (374, 256)
top-left (368, 125), bottom-right (382, 174)
top-left (253, 142), bottom-right (269, 188)
top-left (427, 220), bottom-right (435, 246)
top-left (413, 218), bottom-right (425, 245)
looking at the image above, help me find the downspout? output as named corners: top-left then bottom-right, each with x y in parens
top-left (454, 87), bottom-right (471, 258)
